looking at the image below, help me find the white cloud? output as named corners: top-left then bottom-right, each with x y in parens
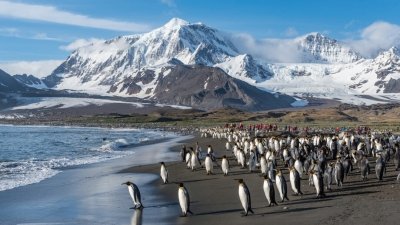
top-left (161, 0), bottom-right (176, 7)
top-left (60, 38), bottom-right (105, 52)
top-left (230, 33), bottom-right (303, 63)
top-left (0, 1), bottom-right (151, 32)
top-left (346, 21), bottom-right (400, 58)
top-left (0, 27), bottom-right (64, 41)
top-left (284, 27), bottom-right (298, 37)
top-left (0, 60), bottom-right (63, 78)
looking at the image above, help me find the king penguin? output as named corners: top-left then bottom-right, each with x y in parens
top-left (289, 167), bottom-right (303, 195)
top-left (178, 183), bottom-right (193, 217)
top-left (122, 181), bottom-right (144, 209)
top-left (221, 155), bottom-right (229, 176)
top-left (263, 175), bottom-right (278, 207)
top-left (275, 169), bottom-right (289, 202)
top-left (205, 154), bottom-right (214, 175)
top-left (160, 162), bottom-right (168, 184)
top-left (237, 179), bottom-right (254, 216)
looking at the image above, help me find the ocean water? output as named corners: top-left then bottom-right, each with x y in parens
top-left (0, 125), bottom-right (174, 191)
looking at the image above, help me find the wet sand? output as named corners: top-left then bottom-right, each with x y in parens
top-left (127, 136), bottom-right (400, 225)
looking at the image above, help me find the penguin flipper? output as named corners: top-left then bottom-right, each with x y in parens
top-left (187, 209), bottom-right (194, 215)
top-left (249, 208), bottom-right (254, 214)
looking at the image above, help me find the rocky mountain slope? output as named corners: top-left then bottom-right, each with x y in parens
top-left (9, 18), bottom-right (400, 108)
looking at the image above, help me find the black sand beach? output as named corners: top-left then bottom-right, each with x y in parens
top-left (128, 136), bottom-right (400, 225)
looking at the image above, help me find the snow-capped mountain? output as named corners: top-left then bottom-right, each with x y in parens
top-left (295, 33), bottom-right (362, 64)
top-left (13, 74), bottom-right (48, 89)
top-left (39, 18), bottom-right (400, 108)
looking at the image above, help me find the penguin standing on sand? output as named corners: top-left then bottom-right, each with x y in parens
top-left (237, 179), bottom-right (254, 216)
top-left (375, 154), bottom-right (385, 181)
top-left (122, 181), bottom-right (143, 209)
top-left (324, 163), bottom-right (334, 190)
top-left (275, 169), bottom-right (289, 202)
top-left (160, 162), bottom-right (168, 184)
top-left (360, 156), bottom-right (370, 181)
top-left (205, 154), bottom-right (214, 175)
top-left (178, 183), bottom-right (193, 217)
top-left (334, 159), bottom-right (344, 187)
top-left (263, 176), bottom-right (278, 207)
top-left (221, 155), bottom-right (229, 176)
top-left (311, 170), bottom-right (325, 198)
top-left (289, 167), bottom-right (303, 195)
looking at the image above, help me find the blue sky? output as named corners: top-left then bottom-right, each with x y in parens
top-left (1, 0), bottom-right (400, 75)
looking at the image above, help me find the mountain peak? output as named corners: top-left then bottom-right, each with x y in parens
top-left (163, 18), bottom-right (189, 29)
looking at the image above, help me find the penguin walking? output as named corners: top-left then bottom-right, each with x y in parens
top-left (122, 181), bottom-right (143, 209)
top-left (360, 156), bottom-right (370, 181)
top-left (160, 162), bottom-right (168, 184)
top-left (268, 161), bottom-right (276, 182)
top-left (205, 154), bottom-right (214, 175)
top-left (334, 159), bottom-right (344, 187)
top-left (237, 179), bottom-right (254, 216)
top-left (221, 155), bottom-right (229, 176)
top-left (275, 170), bottom-right (289, 202)
top-left (289, 167), bottom-right (303, 195)
top-left (263, 176), bottom-right (278, 206)
top-left (190, 149), bottom-right (199, 171)
top-left (178, 183), bottom-right (193, 217)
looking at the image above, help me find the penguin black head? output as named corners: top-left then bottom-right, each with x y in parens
top-left (179, 183), bottom-right (184, 187)
top-left (222, 155), bottom-right (226, 159)
top-left (160, 162), bottom-right (165, 165)
top-left (122, 181), bottom-right (132, 186)
top-left (237, 179), bottom-right (244, 184)
top-left (263, 175), bottom-right (268, 180)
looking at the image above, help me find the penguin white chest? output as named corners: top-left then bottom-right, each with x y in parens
top-left (178, 188), bottom-right (188, 213)
top-left (128, 186), bottom-right (136, 204)
top-left (238, 185), bottom-right (248, 210)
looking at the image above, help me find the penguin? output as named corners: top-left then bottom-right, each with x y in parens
top-left (248, 150), bottom-right (256, 172)
top-left (237, 179), bottom-right (254, 216)
top-left (263, 176), bottom-right (278, 207)
top-left (342, 157), bottom-right (352, 177)
top-left (190, 149), bottom-right (199, 171)
top-left (375, 155), bottom-right (385, 181)
top-left (334, 159), bottom-right (344, 187)
top-left (238, 149), bottom-right (246, 169)
top-left (185, 152), bottom-right (191, 169)
top-left (205, 154), bottom-right (214, 175)
top-left (260, 154), bottom-right (267, 175)
top-left (178, 183), bottom-right (193, 217)
top-left (360, 156), bottom-right (370, 181)
top-left (289, 167), bottom-right (303, 195)
top-left (225, 141), bottom-right (231, 151)
top-left (160, 162), bottom-right (168, 184)
top-left (324, 163), bottom-right (334, 191)
top-left (221, 155), bottom-right (229, 176)
top-left (311, 170), bottom-right (325, 198)
top-left (268, 161), bottom-right (276, 182)
top-left (122, 181), bottom-right (143, 209)
top-left (394, 146), bottom-right (400, 171)
top-left (275, 169), bottom-right (289, 202)
top-left (294, 158), bottom-right (303, 178)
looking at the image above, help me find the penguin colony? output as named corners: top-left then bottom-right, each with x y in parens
top-left (123, 126), bottom-right (400, 217)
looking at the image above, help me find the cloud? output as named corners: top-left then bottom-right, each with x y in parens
top-left (346, 21), bottom-right (400, 58)
top-left (0, 1), bottom-right (151, 32)
top-left (0, 27), bottom-right (64, 41)
top-left (284, 27), bottom-right (298, 37)
top-left (230, 33), bottom-right (303, 63)
top-left (161, 0), bottom-right (176, 7)
top-left (0, 60), bottom-right (64, 77)
top-left (60, 38), bottom-right (106, 52)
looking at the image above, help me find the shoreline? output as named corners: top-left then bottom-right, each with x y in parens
top-left (0, 132), bottom-right (193, 225)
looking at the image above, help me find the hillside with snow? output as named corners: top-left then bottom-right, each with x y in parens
top-left (4, 18), bottom-right (400, 110)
